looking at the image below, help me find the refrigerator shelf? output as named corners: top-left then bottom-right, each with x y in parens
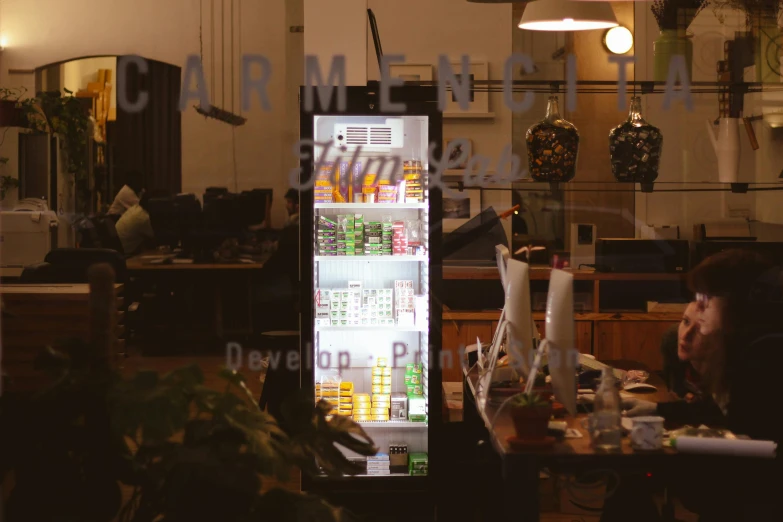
top-left (357, 421), bottom-right (428, 428)
top-left (315, 325), bottom-right (426, 332)
top-left (314, 255), bottom-right (427, 263)
top-left (315, 203), bottom-right (427, 210)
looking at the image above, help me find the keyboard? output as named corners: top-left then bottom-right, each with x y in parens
top-left (578, 354), bottom-right (626, 381)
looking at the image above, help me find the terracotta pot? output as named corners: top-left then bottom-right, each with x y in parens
top-left (510, 404), bottom-right (553, 440)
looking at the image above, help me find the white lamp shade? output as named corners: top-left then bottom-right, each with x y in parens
top-left (519, 0), bottom-right (619, 31)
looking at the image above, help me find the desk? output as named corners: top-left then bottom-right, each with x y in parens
top-left (462, 363), bottom-right (776, 521)
top-left (125, 254), bottom-right (267, 347)
top-left (126, 255), bottom-right (266, 271)
top-left (1, 284), bottom-right (125, 392)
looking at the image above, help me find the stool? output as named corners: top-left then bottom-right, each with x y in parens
top-left (257, 330), bottom-right (300, 423)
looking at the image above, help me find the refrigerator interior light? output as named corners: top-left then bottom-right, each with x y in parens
top-left (518, 0), bottom-right (619, 32)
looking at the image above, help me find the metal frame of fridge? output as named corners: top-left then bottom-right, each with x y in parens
top-left (299, 84), bottom-right (443, 502)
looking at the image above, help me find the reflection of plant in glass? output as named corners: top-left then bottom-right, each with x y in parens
top-left (0, 262), bottom-right (375, 522)
top-left (651, 0), bottom-right (709, 30)
top-left (711, 0), bottom-right (782, 24)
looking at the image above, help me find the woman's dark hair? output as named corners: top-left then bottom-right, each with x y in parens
top-left (688, 248), bottom-right (782, 336)
top-left (688, 249), bottom-right (783, 396)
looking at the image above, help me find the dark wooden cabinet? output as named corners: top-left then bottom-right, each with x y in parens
top-left (593, 321), bottom-right (677, 372)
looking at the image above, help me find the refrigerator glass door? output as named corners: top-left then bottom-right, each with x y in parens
top-left (311, 114), bottom-right (430, 476)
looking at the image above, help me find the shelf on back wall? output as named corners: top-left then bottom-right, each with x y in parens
top-left (314, 255), bottom-right (427, 263)
top-left (440, 179), bottom-right (783, 194)
top-left (315, 203), bottom-right (427, 210)
top-left (401, 79), bottom-right (783, 95)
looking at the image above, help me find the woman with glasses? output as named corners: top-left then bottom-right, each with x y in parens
top-left (659, 301), bottom-right (715, 403)
top-left (623, 249), bottom-right (783, 521)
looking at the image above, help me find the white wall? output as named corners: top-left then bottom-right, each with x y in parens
top-left (633, 5), bottom-right (783, 236)
top-left (0, 0), bottom-right (294, 226)
top-left (366, 0), bottom-right (513, 240)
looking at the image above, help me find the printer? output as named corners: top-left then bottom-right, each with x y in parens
top-left (0, 199), bottom-right (59, 276)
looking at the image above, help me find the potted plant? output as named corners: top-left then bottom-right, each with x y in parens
top-left (651, 0), bottom-right (709, 81)
top-left (0, 157), bottom-right (19, 202)
top-left (508, 392), bottom-right (553, 440)
top-left (712, 0), bottom-right (783, 82)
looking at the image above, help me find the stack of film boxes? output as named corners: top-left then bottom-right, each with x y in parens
top-left (408, 452), bottom-right (428, 476)
top-left (325, 286), bottom-right (361, 327)
top-left (361, 287), bottom-right (394, 326)
top-left (352, 392), bottom-right (371, 421)
top-left (377, 180), bottom-right (398, 203)
top-left (366, 453), bottom-right (390, 476)
top-left (317, 216), bottom-right (336, 255)
top-left (403, 160), bottom-right (423, 203)
top-left (371, 357), bottom-right (391, 421)
top-left (315, 162), bottom-right (335, 203)
top-left (392, 221), bottom-right (407, 255)
top-left (363, 221), bottom-right (385, 255)
top-left (336, 214), bottom-right (356, 256)
top-left (406, 363), bottom-right (426, 422)
top-left (394, 280), bottom-right (415, 327)
top-left (338, 382), bottom-right (353, 416)
top-left (389, 443), bottom-right (408, 474)
top-left (354, 214), bottom-right (364, 254)
top-left (391, 392), bottom-right (408, 420)
top-left (314, 288), bottom-right (331, 326)
top-left (381, 220), bottom-right (392, 254)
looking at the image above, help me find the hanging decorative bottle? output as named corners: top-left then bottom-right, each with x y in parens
top-left (526, 95), bottom-right (579, 187)
top-left (609, 96), bottom-right (663, 193)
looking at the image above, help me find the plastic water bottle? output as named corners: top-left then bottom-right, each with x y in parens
top-left (592, 367), bottom-right (622, 451)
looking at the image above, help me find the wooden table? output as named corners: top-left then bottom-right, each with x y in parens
top-left (462, 362), bottom-right (775, 521)
top-left (1, 284), bottom-right (125, 392)
top-left (125, 254), bottom-right (267, 345)
top-left (126, 254), bottom-right (266, 271)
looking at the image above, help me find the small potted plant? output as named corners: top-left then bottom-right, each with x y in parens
top-left (650, 0), bottom-right (709, 81)
top-left (509, 392), bottom-right (553, 440)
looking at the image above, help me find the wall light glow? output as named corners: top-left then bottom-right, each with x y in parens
top-left (604, 26), bottom-right (634, 54)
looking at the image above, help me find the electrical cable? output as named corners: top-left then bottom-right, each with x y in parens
top-left (221, 0), bottom-right (225, 109)
top-left (211, 0), bottom-right (215, 104)
top-left (230, 0), bottom-right (234, 114)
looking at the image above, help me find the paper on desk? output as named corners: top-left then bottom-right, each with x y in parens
top-left (673, 437), bottom-right (777, 458)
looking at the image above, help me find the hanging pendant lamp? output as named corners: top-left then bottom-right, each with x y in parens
top-left (518, 0), bottom-right (619, 31)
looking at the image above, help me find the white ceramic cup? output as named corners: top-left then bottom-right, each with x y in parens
top-left (630, 416), bottom-right (665, 451)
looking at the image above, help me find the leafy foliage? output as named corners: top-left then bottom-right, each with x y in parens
top-left (0, 339), bottom-right (376, 522)
top-left (26, 90), bottom-right (92, 184)
top-left (711, 0), bottom-right (782, 25)
top-left (509, 391), bottom-right (550, 408)
top-left (651, 0), bottom-right (710, 30)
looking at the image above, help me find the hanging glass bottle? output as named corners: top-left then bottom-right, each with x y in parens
top-left (526, 95), bottom-right (579, 184)
top-left (609, 96), bottom-right (663, 192)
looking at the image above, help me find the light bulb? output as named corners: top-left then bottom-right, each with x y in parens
top-left (604, 26), bottom-right (633, 55)
top-left (0, 36), bottom-right (7, 49)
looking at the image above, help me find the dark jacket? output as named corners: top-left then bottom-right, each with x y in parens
top-left (657, 332), bottom-right (783, 443)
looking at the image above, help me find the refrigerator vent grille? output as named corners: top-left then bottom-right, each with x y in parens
top-left (344, 126), bottom-right (393, 146)
top-left (334, 120), bottom-right (404, 150)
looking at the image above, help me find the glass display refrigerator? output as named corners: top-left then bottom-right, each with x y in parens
top-left (299, 84), bottom-right (443, 508)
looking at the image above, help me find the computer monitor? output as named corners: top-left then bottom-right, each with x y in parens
top-left (238, 188), bottom-right (273, 228)
top-left (495, 244), bottom-right (510, 291)
top-left (147, 196), bottom-right (178, 248)
top-left (544, 269), bottom-right (577, 415)
top-left (505, 259), bottom-right (536, 377)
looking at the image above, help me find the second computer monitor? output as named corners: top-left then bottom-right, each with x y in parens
top-left (545, 269), bottom-right (577, 415)
top-left (505, 258), bottom-right (535, 376)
